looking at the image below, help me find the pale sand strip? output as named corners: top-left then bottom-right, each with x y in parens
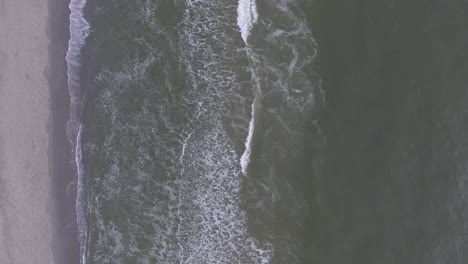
top-left (0, 0), bottom-right (55, 263)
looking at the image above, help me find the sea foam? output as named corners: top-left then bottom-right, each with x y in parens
top-left (66, 0), bottom-right (90, 263)
top-left (66, 0), bottom-right (90, 111)
top-left (237, 0), bottom-right (258, 44)
top-left (240, 100), bottom-right (255, 176)
top-left (175, 2), bottom-right (273, 262)
top-left (238, 0), bottom-right (259, 176)
top-left (75, 125), bottom-right (88, 264)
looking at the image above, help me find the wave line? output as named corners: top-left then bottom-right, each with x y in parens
top-left (66, 0), bottom-right (90, 263)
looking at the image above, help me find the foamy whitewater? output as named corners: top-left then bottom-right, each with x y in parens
top-left (240, 100), bottom-right (255, 175)
top-left (237, 0), bottom-right (259, 43)
top-left (75, 125), bottom-right (88, 264)
top-left (238, 0), bottom-right (259, 176)
top-left (71, 0), bottom-right (320, 262)
top-left (66, 0), bottom-right (90, 262)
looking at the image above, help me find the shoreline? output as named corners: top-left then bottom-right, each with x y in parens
top-left (47, 0), bottom-right (81, 263)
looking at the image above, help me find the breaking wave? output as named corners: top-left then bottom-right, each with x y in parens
top-left (237, 0), bottom-right (258, 44)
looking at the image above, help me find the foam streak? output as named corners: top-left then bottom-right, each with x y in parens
top-left (240, 100), bottom-right (255, 176)
top-left (75, 125), bottom-right (88, 264)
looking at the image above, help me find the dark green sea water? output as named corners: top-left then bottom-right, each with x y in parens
top-left (72, 0), bottom-right (468, 263)
top-left (302, 0), bottom-right (468, 263)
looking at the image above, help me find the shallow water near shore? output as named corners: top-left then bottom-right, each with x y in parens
top-left (76, 0), bottom-right (321, 263)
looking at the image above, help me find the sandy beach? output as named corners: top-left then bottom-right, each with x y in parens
top-left (0, 0), bottom-right (78, 263)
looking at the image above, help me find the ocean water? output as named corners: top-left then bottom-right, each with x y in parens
top-left (69, 0), bottom-right (321, 263)
top-left (66, 0), bottom-right (468, 263)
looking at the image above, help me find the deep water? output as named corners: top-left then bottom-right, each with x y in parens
top-left (303, 0), bottom-right (468, 263)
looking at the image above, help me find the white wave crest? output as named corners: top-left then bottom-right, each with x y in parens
top-left (237, 0), bottom-right (259, 44)
top-left (240, 100), bottom-right (255, 176)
